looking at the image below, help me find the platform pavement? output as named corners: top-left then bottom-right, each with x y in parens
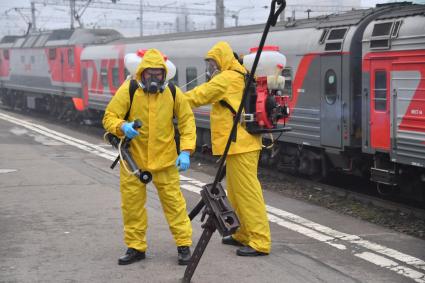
top-left (0, 110), bottom-right (424, 283)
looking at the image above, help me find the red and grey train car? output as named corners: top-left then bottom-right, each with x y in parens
top-left (1, 3), bottom-right (424, 195)
top-left (361, 5), bottom-right (425, 192)
top-left (0, 28), bottom-right (122, 116)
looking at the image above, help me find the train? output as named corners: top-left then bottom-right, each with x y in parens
top-left (0, 2), bottom-right (424, 199)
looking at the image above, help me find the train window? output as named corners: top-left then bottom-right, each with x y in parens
top-left (67, 49), bottom-right (74, 67)
top-left (112, 67), bottom-right (120, 88)
top-left (21, 56), bottom-right (25, 64)
top-left (31, 56), bottom-right (35, 64)
top-left (370, 22), bottom-right (393, 49)
top-left (48, 48), bottom-right (56, 60)
top-left (391, 21), bottom-right (401, 38)
top-left (3, 49), bottom-right (9, 60)
top-left (374, 70), bottom-right (387, 111)
top-left (325, 42), bottom-right (342, 51)
top-left (324, 69), bottom-right (337, 105)
top-left (372, 22), bottom-right (392, 37)
top-left (169, 69), bottom-right (178, 86)
top-left (186, 67), bottom-right (197, 91)
top-left (281, 67), bottom-right (293, 98)
top-left (319, 29), bottom-right (328, 44)
top-left (327, 28), bottom-right (347, 40)
top-left (370, 39), bottom-right (389, 49)
top-left (101, 68), bottom-right (108, 87)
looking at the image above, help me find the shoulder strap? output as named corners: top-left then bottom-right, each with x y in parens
top-left (232, 69), bottom-right (247, 77)
top-left (168, 82), bottom-right (176, 102)
top-left (168, 82), bottom-right (177, 118)
top-left (124, 79), bottom-right (138, 121)
top-left (219, 100), bottom-right (236, 116)
top-left (219, 70), bottom-right (246, 116)
top-left (219, 70), bottom-right (248, 142)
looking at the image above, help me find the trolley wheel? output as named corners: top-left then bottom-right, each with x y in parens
top-left (139, 171), bottom-right (152, 184)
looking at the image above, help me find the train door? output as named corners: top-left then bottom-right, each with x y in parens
top-left (370, 60), bottom-right (391, 151)
top-left (81, 66), bottom-right (89, 110)
top-left (67, 48), bottom-right (75, 82)
top-left (320, 55), bottom-right (342, 148)
top-left (59, 50), bottom-right (65, 94)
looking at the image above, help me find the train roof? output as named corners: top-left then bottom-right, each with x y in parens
top-left (109, 9), bottom-right (377, 45)
top-left (376, 3), bottom-right (425, 19)
top-left (0, 35), bottom-right (26, 48)
top-left (109, 3), bottom-right (423, 46)
top-left (0, 28), bottom-right (123, 49)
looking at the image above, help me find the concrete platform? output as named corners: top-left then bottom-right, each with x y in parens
top-left (0, 110), bottom-right (424, 283)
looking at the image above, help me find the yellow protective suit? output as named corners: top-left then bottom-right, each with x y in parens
top-left (185, 41), bottom-right (271, 253)
top-left (103, 49), bottom-right (196, 251)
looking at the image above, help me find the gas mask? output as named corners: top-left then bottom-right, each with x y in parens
top-left (205, 59), bottom-right (220, 82)
top-left (139, 68), bottom-right (166, 94)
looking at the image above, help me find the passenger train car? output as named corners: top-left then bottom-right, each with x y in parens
top-left (0, 2), bottom-right (424, 197)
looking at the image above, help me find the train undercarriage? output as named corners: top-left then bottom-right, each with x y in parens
top-left (0, 88), bottom-right (93, 122)
top-left (195, 125), bottom-right (425, 203)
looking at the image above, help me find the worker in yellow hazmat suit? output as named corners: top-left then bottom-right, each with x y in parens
top-left (103, 49), bottom-right (196, 265)
top-left (184, 41), bottom-right (271, 256)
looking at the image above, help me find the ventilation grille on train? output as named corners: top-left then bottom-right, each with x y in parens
top-left (48, 29), bottom-right (74, 41)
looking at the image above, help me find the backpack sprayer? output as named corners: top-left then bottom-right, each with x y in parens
top-left (183, 1), bottom-right (287, 282)
top-left (242, 45), bottom-right (290, 134)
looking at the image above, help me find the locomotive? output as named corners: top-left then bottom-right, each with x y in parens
top-left (0, 28), bottom-right (122, 118)
top-left (0, 2), bottom-right (424, 198)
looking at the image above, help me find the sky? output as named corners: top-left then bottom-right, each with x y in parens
top-left (0, 0), bottom-right (423, 38)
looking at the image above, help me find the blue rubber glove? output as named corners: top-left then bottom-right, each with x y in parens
top-left (121, 121), bottom-right (139, 139)
top-left (175, 151), bottom-right (190, 172)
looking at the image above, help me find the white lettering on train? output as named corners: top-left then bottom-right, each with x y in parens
top-left (410, 109), bottom-right (423, 115)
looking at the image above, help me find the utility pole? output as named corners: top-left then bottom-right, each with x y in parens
top-left (69, 0), bottom-right (75, 29)
top-left (216, 0), bottom-right (224, 30)
top-left (306, 8), bottom-right (312, 19)
top-left (30, 1), bottom-right (37, 32)
top-left (140, 0), bottom-right (143, 36)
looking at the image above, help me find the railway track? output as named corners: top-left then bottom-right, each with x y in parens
top-left (192, 152), bottom-right (425, 240)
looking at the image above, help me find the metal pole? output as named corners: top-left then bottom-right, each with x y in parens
top-left (140, 0), bottom-right (143, 36)
top-left (216, 0), bottom-right (224, 30)
top-left (70, 0), bottom-right (75, 29)
top-left (31, 1), bottom-right (37, 32)
top-left (306, 9), bottom-right (311, 19)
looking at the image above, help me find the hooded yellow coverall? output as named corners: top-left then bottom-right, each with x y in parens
top-left (185, 42), bottom-right (271, 254)
top-left (103, 49), bottom-right (196, 252)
